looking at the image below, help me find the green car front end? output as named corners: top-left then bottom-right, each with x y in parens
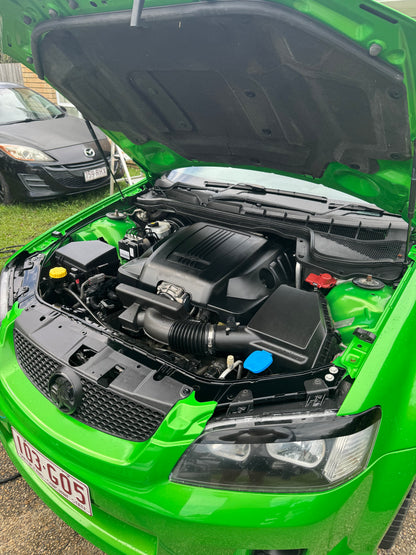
top-left (2, 1), bottom-right (416, 553)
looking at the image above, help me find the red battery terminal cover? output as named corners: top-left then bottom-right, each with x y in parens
top-left (305, 272), bottom-right (337, 289)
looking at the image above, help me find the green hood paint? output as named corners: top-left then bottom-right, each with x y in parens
top-left (2, 0), bottom-right (416, 219)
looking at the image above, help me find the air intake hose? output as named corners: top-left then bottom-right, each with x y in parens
top-left (142, 308), bottom-right (256, 355)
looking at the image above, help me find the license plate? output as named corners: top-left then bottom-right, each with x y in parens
top-left (12, 428), bottom-right (92, 516)
top-left (84, 166), bottom-right (107, 182)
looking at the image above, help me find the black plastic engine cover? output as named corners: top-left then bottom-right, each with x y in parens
top-left (118, 223), bottom-right (293, 321)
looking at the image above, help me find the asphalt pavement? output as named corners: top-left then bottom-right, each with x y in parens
top-left (1, 442), bottom-right (415, 554)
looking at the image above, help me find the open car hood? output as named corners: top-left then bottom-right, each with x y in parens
top-left (3, 0), bottom-right (416, 218)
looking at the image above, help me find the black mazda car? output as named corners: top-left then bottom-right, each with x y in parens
top-left (0, 82), bottom-right (113, 203)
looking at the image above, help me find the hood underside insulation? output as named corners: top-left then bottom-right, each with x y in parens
top-left (32, 1), bottom-right (410, 178)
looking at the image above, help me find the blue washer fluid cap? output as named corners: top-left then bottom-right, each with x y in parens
top-left (243, 350), bottom-right (273, 374)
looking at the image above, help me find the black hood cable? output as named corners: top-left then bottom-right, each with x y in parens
top-left (84, 119), bottom-right (125, 199)
top-left (406, 142), bottom-right (416, 264)
top-left (0, 472), bottom-right (21, 484)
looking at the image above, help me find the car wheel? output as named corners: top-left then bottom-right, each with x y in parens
top-left (0, 175), bottom-right (13, 204)
top-left (379, 483), bottom-right (415, 549)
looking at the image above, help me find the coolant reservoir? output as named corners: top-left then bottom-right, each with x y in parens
top-left (326, 278), bottom-right (393, 344)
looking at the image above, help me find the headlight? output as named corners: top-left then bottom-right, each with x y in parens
top-left (266, 439), bottom-right (326, 468)
top-left (0, 144), bottom-right (54, 162)
top-left (170, 409), bottom-right (380, 492)
top-left (0, 267), bottom-right (13, 324)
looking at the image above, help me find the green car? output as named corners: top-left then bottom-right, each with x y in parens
top-left (2, 1), bottom-right (416, 553)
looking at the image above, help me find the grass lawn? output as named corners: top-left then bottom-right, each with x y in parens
top-left (0, 170), bottom-right (142, 271)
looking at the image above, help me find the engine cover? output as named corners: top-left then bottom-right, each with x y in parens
top-left (118, 222), bottom-right (293, 321)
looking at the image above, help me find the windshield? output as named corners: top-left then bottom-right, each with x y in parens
top-left (167, 166), bottom-right (370, 205)
top-left (0, 87), bottom-right (62, 125)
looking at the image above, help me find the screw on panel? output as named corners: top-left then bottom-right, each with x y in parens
top-left (324, 374), bottom-right (335, 382)
top-left (388, 88), bottom-right (402, 100)
top-left (369, 43), bottom-right (383, 57)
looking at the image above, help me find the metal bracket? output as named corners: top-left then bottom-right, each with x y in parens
top-left (353, 327), bottom-right (376, 344)
top-left (131, 0), bottom-right (145, 27)
top-left (226, 389), bottom-right (253, 416)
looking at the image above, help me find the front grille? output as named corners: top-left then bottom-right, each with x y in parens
top-left (63, 158), bottom-right (110, 171)
top-left (44, 157), bottom-right (112, 190)
top-left (13, 330), bottom-right (165, 442)
top-left (45, 167), bottom-right (109, 190)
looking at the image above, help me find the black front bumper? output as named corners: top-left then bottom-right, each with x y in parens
top-left (2, 156), bottom-right (115, 201)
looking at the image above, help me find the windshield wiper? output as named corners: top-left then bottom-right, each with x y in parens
top-left (204, 180), bottom-right (267, 194)
top-left (2, 117), bottom-right (38, 125)
top-left (205, 181), bottom-right (328, 203)
top-left (323, 202), bottom-right (395, 217)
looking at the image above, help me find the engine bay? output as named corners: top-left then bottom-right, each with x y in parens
top-left (36, 198), bottom-right (401, 386)
top-left (7, 185), bottom-right (408, 439)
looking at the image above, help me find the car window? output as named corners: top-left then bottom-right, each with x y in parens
top-left (0, 87), bottom-right (62, 124)
top-left (167, 166), bottom-right (370, 204)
